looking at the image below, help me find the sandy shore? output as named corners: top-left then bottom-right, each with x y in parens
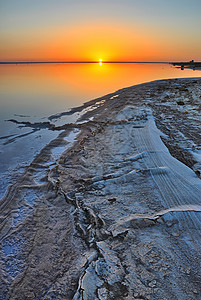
top-left (0, 78), bottom-right (201, 299)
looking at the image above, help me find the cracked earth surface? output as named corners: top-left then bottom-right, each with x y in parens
top-left (0, 78), bottom-right (201, 299)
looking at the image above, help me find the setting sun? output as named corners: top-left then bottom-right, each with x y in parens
top-left (99, 58), bottom-right (103, 65)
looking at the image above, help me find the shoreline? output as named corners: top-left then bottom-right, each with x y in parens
top-left (0, 77), bottom-right (201, 299)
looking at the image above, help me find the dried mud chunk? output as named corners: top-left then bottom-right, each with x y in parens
top-left (81, 262), bottom-right (103, 300)
top-left (107, 197), bottom-right (117, 203)
top-left (179, 87), bottom-right (188, 92)
top-left (97, 287), bottom-right (109, 300)
top-left (177, 101), bottom-right (185, 105)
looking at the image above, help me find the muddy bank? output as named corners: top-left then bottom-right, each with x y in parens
top-left (0, 78), bottom-right (201, 299)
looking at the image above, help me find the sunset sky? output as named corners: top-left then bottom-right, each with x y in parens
top-left (0, 0), bottom-right (201, 62)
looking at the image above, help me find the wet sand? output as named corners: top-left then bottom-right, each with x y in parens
top-left (0, 78), bottom-right (201, 299)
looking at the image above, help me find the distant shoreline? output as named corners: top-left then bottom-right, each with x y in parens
top-left (171, 61), bottom-right (201, 67)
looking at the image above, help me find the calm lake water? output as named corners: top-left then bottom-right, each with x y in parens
top-left (0, 63), bottom-right (200, 197)
top-left (1, 63), bottom-right (201, 122)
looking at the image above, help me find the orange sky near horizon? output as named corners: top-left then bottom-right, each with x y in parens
top-left (0, 22), bottom-right (165, 61)
top-left (1, 21), bottom-right (200, 62)
top-left (45, 23), bottom-right (167, 62)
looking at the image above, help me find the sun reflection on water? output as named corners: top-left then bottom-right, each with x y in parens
top-left (0, 63), bottom-right (200, 117)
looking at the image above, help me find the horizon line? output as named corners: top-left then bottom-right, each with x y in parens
top-left (0, 61), bottom-right (171, 65)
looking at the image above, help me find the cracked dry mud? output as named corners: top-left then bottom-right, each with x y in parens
top-left (0, 78), bottom-right (201, 299)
